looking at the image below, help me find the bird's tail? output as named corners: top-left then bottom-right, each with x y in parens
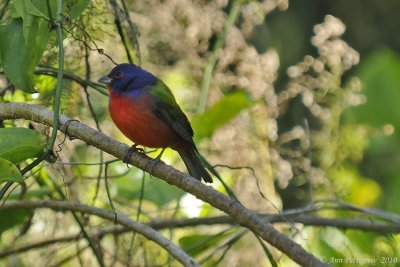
top-left (178, 145), bottom-right (213, 183)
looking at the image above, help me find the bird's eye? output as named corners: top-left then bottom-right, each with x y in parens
top-left (114, 71), bottom-right (124, 79)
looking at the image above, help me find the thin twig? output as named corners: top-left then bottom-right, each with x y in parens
top-left (109, 0), bottom-right (133, 64)
top-left (81, 42), bottom-right (105, 206)
top-left (119, 0), bottom-right (141, 65)
top-left (334, 199), bottom-right (400, 225)
top-left (0, 233), bottom-right (82, 258)
top-left (1, 209), bottom-right (398, 260)
top-left (0, 200), bottom-right (199, 266)
top-left (34, 66), bottom-right (108, 96)
top-left (49, 244), bottom-right (90, 267)
top-left (127, 170), bottom-right (145, 264)
top-left (48, 173), bottom-right (106, 267)
top-left (104, 162), bottom-right (117, 221)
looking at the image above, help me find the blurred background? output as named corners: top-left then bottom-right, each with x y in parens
top-left (1, 0), bottom-right (400, 266)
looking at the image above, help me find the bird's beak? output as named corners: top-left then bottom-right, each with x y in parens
top-left (98, 76), bottom-right (112, 84)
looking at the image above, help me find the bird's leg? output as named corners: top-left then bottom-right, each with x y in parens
top-left (148, 148), bottom-right (166, 176)
top-left (155, 147), bottom-right (166, 161)
top-left (123, 144), bottom-right (145, 166)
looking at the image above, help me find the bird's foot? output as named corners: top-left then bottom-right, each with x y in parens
top-left (123, 144), bottom-right (145, 167)
top-left (148, 148), bottom-right (165, 176)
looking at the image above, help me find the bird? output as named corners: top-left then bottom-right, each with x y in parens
top-left (98, 63), bottom-right (213, 183)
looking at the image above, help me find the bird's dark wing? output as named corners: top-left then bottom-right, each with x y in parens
top-left (147, 80), bottom-right (194, 144)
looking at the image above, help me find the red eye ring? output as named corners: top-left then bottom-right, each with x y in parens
top-left (114, 71), bottom-right (124, 79)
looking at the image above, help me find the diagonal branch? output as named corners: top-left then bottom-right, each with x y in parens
top-left (0, 103), bottom-right (328, 267)
top-left (0, 199), bottom-right (198, 267)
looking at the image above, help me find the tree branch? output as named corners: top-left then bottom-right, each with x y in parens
top-left (0, 233), bottom-right (82, 258)
top-left (0, 103), bottom-right (328, 267)
top-left (334, 199), bottom-right (400, 224)
top-left (2, 211), bottom-right (397, 260)
top-left (0, 199), bottom-right (198, 267)
top-left (149, 214), bottom-right (400, 234)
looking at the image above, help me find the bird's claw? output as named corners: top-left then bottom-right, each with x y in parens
top-left (123, 144), bottom-right (145, 167)
top-left (148, 148), bottom-right (165, 176)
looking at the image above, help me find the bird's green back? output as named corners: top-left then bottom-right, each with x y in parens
top-left (147, 80), bottom-right (195, 143)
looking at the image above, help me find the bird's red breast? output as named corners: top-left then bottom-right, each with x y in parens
top-left (108, 87), bottom-right (180, 148)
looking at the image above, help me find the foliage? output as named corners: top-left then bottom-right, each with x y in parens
top-left (0, 0), bottom-right (399, 266)
top-left (191, 91), bottom-right (254, 140)
top-left (0, 128), bottom-right (46, 164)
top-left (0, 158), bottom-right (23, 184)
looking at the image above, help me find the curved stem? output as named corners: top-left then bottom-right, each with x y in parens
top-left (48, 0), bottom-right (64, 153)
top-left (35, 66), bottom-right (108, 96)
top-left (197, 0), bottom-right (241, 113)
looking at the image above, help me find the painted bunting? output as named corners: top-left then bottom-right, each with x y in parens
top-left (98, 64), bottom-right (213, 183)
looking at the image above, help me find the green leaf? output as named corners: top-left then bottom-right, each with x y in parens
top-left (351, 48), bottom-right (400, 136)
top-left (347, 47), bottom-right (400, 215)
top-left (0, 209), bottom-right (31, 234)
top-left (114, 170), bottom-right (185, 207)
top-left (0, 17), bottom-right (51, 93)
top-left (0, 128), bottom-right (45, 164)
top-left (36, 0), bottom-right (90, 20)
top-left (179, 231), bottom-right (232, 257)
top-left (0, 0), bottom-right (90, 93)
top-left (13, 0), bottom-right (49, 42)
top-left (0, 158), bottom-right (23, 184)
top-left (14, 0), bottom-right (49, 18)
top-left (68, 0), bottom-right (91, 19)
top-left (192, 91), bottom-right (254, 140)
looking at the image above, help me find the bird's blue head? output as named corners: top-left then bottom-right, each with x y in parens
top-left (98, 63), bottom-right (157, 94)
